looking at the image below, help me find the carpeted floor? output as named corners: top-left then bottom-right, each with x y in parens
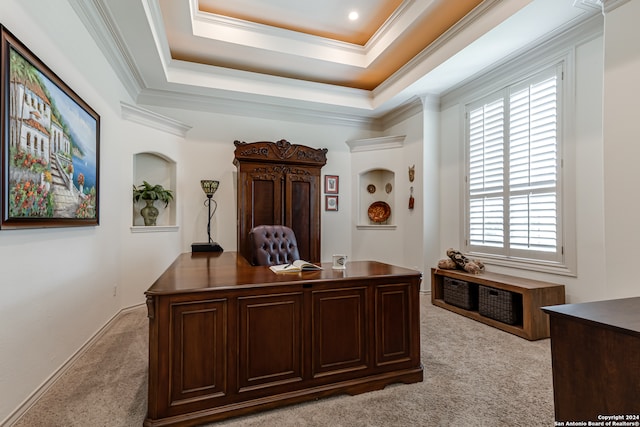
top-left (13, 293), bottom-right (554, 426)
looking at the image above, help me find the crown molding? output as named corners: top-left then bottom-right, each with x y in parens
top-left (71, 0), bottom-right (595, 133)
top-left (136, 88), bottom-right (377, 130)
top-left (70, 0), bottom-right (380, 129)
top-left (572, 0), bottom-right (603, 13)
top-left (189, 0), bottom-right (365, 67)
top-left (573, 0), bottom-right (632, 15)
top-left (365, 0), bottom-right (415, 49)
top-left (378, 96), bottom-right (423, 129)
top-left (440, 12), bottom-right (603, 110)
top-left (68, 0), bottom-right (144, 100)
top-left (120, 102), bottom-right (191, 137)
top-left (346, 135), bottom-right (406, 153)
top-left (374, 0), bottom-right (503, 98)
top-left (603, 0), bottom-right (631, 13)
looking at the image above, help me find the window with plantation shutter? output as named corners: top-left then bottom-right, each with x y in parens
top-left (465, 65), bottom-right (562, 264)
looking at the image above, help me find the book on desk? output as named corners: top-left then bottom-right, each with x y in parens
top-left (269, 260), bottom-right (323, 274)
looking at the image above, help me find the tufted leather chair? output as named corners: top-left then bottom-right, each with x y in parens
top-left (249, 225), bottom-right (301, 266)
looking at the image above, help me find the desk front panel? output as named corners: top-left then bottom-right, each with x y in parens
top-left (145, 253), bottom-right (423, 426)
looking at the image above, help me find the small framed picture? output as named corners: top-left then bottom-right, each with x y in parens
top-left (325, 195), bottom-right (338, 211)
top-left (325, 175), bottom-right (339, 194)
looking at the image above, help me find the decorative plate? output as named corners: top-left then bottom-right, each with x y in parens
top-left (368, 201), bottom-right (391, 223)
top-left (367, 184), bottom-right (376, 194)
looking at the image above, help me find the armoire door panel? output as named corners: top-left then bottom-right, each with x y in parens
top-left (375, 284), bottom-right (412, 366)
top-left (169, 299), bottom-right (227, 406)
top-left (237, 293), bottom-right (304, 392)
top-left (251, 178), bottom-right (279, 227)
top-left (312, 287), bottom-right (368, 378)
top-left (288, 178), bottom-right (312, 261)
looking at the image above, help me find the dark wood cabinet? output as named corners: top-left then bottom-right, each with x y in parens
top-left (542, 298), bottom-right (640, 423)
top-left (145, 252), bottom-right (423, 426)
top-left (234, 140), bottom-right (327, 263)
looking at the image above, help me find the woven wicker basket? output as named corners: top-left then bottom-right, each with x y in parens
top-left (478, 285), bottom-right (522, 325)
top-left (443, 277), bottom-right (478, 310)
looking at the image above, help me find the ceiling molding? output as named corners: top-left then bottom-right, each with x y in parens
top-left (190, 0), bottom-right (366, 66)
top-left (572, 0), bottom-right (603, 13)
top-left (365, 0), bottom-right (415, 49)
top-left (136, 88), bottom-right (378, 129)
top-left (142, 0), bottom-right (173, 70)
top-left (603, 0), bottom-right (631, 13)
top-left (346, 135), bottom-right (406, 153)
top-left (440, 12), bottom-right (602, 110)
top-left (68, 0), bottom-right (145, 100)
top-left (372, 0), bottom-right (503, 104)
top-left (70, 0), bottom-right (593, 132)
top-left (378, 97), bottom-right (424, 129)
top-left (120, 102), bottom-right (192, 137)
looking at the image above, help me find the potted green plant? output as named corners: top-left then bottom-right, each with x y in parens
top-left (132, 181), bottom-right (174, 226)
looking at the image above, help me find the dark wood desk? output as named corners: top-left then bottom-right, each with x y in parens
top-left (144, 252), bottom-right (423, 426)
top-left (542, 298), bottom-right (640, 423)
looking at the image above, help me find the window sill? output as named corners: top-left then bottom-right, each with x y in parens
top-left (467, 253), bottom-right (577, 277)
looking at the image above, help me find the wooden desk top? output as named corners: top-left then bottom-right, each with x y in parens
top-left (542, 297), bottom-right (640, 337)
top-left (146, 252), bottom-right (422, 295)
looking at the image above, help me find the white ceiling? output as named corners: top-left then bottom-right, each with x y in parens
top-left (69, 0), bottom-right (597, 127)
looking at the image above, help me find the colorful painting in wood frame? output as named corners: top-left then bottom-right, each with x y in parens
top-left (1, 25), bottom-right (100, 228)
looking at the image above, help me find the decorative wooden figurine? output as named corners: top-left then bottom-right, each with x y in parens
top-left (409, 186), bottom-right (415, 210)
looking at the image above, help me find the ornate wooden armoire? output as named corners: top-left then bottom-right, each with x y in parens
top-left (233, 139), bottom-right (328, 263)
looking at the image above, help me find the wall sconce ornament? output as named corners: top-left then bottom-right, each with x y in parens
top-left (192, 180), bottom-right (224, 252)
top-left (409, 186), bottom-right (415, 210)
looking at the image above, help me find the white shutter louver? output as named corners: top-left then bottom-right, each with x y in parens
top-left (508, 75), bottom-right (557, 252)
top-left (466, 67), bottom-right (560, 261)
top-left (468, 98), bottom-right (505, 248)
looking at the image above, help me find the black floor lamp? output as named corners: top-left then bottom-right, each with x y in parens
top-left (191, 179), bottom-right (224, 252)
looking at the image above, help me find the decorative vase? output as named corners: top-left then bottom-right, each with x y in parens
top-left (140, 199), bottom-right (159, 226)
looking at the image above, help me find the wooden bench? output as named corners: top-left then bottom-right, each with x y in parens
top-left (431, 268), bottom-right (565, 340)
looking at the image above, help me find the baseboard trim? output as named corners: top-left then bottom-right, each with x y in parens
top-left (1, 303), bottom-right (146, 427)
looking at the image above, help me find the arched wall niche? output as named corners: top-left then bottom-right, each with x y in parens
top-left (132, 152), bottom-right (177, 228)
top-left (358, 167), bottom-right (395, 227)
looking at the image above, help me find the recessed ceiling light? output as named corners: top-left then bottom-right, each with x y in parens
top-left (348, 11), bottom-right (359, 21)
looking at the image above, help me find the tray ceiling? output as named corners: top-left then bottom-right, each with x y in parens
top-left (70, 0), bottom-right (596, 124)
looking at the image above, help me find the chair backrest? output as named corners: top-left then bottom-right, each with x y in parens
top-left (249, 225), bottom-right (301, 266)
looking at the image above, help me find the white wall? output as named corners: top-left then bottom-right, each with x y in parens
top-left (602, 0), bottom-right (640, 300)
top-left (368, 98), bottom-right (440, 283)
top-left (0, 2), bottom-right (183, 423)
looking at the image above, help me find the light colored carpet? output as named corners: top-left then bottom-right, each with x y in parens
top-left (13, 293), bottom-right (554, 426)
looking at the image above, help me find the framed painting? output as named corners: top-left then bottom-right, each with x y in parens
top-left (324, 175), bottom-right (338, 194)
top-left (325, 195), bottom-right (338, 211)
top-left (1, 26), bottom-right (100, 228)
